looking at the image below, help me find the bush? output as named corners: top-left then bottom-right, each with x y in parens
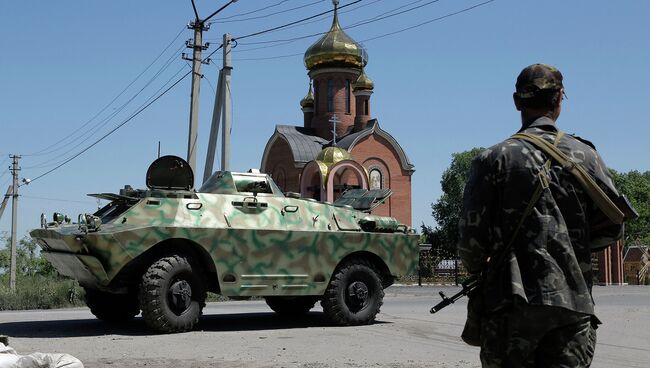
top-left (0, 274), bottom-right (85, 310)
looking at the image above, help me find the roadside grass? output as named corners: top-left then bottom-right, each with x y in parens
top-left (0, 275), bottom-right (85, 310)
top-left (0, 273), bottom-right (437, 311)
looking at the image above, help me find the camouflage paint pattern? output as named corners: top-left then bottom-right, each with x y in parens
top-left (31, 170), bottom-right (418, 297)
top-left (480, 303), bottom-right (596, 367)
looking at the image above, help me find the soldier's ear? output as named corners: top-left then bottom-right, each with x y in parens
top-left (556, 88), bottom-right (565, 108)
top-left (513, 93), bottom-right (522, 111)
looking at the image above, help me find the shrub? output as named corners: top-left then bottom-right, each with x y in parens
top-left (0, 274), bottom-right (85, 310)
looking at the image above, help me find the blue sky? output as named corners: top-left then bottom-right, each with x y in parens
top-left (1, 0), bottom-right (649, 238)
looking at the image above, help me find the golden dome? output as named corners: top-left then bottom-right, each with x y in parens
top-left (303, 5), bottom-right (368, 70)
top-left (300, 82), bottom-right (314, 107)
top-left (316, 146), bottom-right (352, 165)
top-left (353, 70), bottom-right (374, 91)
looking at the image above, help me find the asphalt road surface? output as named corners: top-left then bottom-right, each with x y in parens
top-left (1, 285), bottom-right (649, 368)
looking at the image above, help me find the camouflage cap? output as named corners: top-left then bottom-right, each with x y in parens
top-left (515, 63), bottom-right (563, 98)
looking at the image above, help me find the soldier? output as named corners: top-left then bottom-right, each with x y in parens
top-left (458, 64), bottom-right (625, 367)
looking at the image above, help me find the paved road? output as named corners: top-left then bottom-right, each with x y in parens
top-left (1, 285), bottom-right (648, 367)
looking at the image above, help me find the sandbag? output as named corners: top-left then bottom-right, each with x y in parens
top-left (0, 343), bottom-right (83, 368)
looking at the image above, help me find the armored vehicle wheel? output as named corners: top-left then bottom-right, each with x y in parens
top-left (265, 296), bottom-right (318, 316)
top-left (139, 255), bottom-right (206, 333)
top-left (321, 259), bottom-right (384, 326)
top-left (85, 288), bottom-right (140, 323)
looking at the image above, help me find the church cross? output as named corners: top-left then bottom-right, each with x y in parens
top-left (329, 114), bottom-right (340, 146)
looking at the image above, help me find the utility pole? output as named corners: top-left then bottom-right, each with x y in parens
top-left (221, 33), bottom-right (233, 172)
top-left (184, 21), bottom-right (209, 177)
top-left (9, 155), bottom-right (20, 292)
top-left (185, 0), bottom-right (239, 183)
top-left (0, 185), bottom-right (12, 222)
top-left (203, 33), bottom-right (233, 182)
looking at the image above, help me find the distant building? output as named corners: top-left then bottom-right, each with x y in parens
top-left (261, 2), bottom-right (414, 225)
top-left (622, 245), bottom-right (649, 285)
top-left (593, 240), bottom-right (625, 285)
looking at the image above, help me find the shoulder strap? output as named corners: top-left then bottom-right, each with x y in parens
top-left (512, 132), bottom-right (625, 225)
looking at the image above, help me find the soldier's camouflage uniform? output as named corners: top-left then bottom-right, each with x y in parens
top-left (458, 116), bottom-right (624, 367)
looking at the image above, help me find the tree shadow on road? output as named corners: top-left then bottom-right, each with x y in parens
top-left (0, 312), bottom-right (390, 338)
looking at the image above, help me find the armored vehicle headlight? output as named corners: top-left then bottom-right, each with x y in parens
top-left (53, 212), bottom-right (64, 224)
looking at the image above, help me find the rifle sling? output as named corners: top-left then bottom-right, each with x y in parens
top-left (512, 132), bottom-right (624, 225)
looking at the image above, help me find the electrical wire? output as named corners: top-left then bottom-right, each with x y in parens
top-left (235, 0), bottom-right (440, 48)
top-left (347, 0), bottom-right (429, 26)
top-left (359, 0), bottom-right (495, 43)
top-left (27, 64), bottom-right (191, 172)
top-left (232, 0), bottom-right (496, 61)
top-left (24, 46), bottom-right (186, 169)
top-left (347, 0), bottom-right (442, 29)
top-left (0, 175), bottom-right (10, 189)
top-left (28, 69), bottom-right (192, 184)
top-left (23, 26), bottom-right (187, 157)
top-left (211, 0), bottom-right (324, 23)
top-left (233, 0), bottom-right (362, 41)
top-left (214, 0), bottom-right (292, 20)
top-left (225, 0), bottom-right (386, 43)
top-left (201, 44), bottom-right (225, 63)
top-left (20, 195), bottom-right (95, 205)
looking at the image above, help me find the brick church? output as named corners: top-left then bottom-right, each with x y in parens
top-left (261, 2), bottom-right (415, 225)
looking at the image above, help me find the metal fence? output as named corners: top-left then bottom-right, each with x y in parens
top-left (417, 244), bottom-right (467, 286)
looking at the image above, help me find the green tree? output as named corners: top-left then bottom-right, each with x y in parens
top-left (0, 233), bottom-right (57, 278)
top-left (422, 147), bottom-right (484, 254)
top-left (610, 170), bottom-right (650, 245)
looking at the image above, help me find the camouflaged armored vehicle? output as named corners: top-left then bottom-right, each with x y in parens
top-left (30, 156), bottom-right (418, 333)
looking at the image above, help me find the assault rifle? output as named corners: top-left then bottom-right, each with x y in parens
top-left (430, 274), bottom-right (480, 314)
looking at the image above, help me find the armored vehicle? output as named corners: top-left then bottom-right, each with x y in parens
top-left (30, 156), bottom-right (418, 333)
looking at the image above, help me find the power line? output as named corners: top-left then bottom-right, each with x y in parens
top-left (348, 0), bottom-right (429, 26)
top-left (231, 0), bottom-right (434, 50)
top-left (28, 64), bottom-right (191, 172)
top-left (234, 52), bottom-right (304, 61)
top-left (232, 0), bottom-right (496, 61)
top-left (225, 0), bottom-right (386, 43)
top-left (215, 0), bottom-right (292, 20)
top-left (233, 0), bottom-right (362, 41)
top-left (347, 0), bottom-right (443, 29)
top-left (24, 45), bottom-right (186, 170)
top-left (24, 26), bottom-right (187, 158)
top-left (28, 69), bottom-right (192, 184)
top-left (0, 175), bottom-right (10, 189)
top-left (359, 0), bottom-right (496, 43)
top-left (202, 43), bottom-right (225, 63)
top-left (212, 0), bottom-right (324, 24)
top-left (235, 0), bottom-right (440, 47)
top-left (20, 195), bottom-right (95, 205)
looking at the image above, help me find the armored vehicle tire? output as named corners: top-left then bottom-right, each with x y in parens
top-left (139, 255), bottom-right (207, 333)
top-left (85, 288), bottom-right (140, 323)
top-left (265, 296), bottom-right (318, 316)
top-left (321, 259), bottom-right (384, 326)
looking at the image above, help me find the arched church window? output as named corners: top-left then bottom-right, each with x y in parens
top-left (345, 79), bottom-right (351, 114)
top-left (369, 168), bottom-right (383, 190)
top-left (327, 79), bottom-right (334, 112)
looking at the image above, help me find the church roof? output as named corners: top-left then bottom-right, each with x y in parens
top-left (262, 122), bottom-right (414, 174)
top-left (337, 120), bottom-right (415, 173)
top-left (261, 125), bottom-right (328, 169)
